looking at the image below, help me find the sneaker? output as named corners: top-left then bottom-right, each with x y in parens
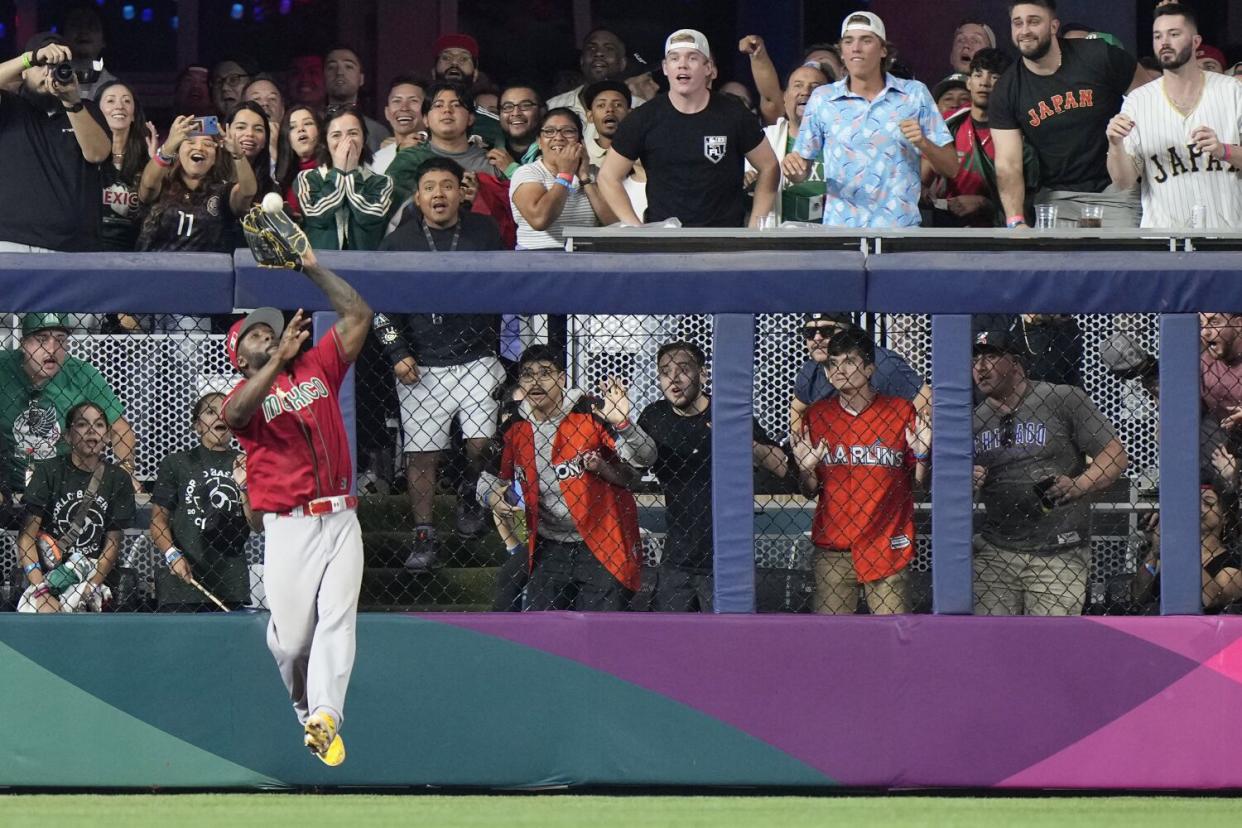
top-left (455, 486), bottom-right (488, 537)
top-left (304, 711), bottom-right (346, 766)
top-left (403, 525), bottom-right (438, 572)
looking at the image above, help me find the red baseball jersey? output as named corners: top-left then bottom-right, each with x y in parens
top-left (805, 393), bottom-right (916, 582)
top-left (224, 328), bottom-right (353, 513)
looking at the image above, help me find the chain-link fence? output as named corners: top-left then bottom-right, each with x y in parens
top-left (2, 308), bottom-right (1233, 615)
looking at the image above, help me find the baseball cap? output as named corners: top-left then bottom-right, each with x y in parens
top-left (804, 312), bottom-right (855, 328)
top-left (433, 33), bottom-right (479, 60)
top-left (664, 29), bottom-right (711, 61)
top-left (1100, 333), bottom-right (1157, 380)
top-left (226, 307), bottom-right (285, 370)
top-left (583, 79), bottom-right (630, 108)
top-left (21, 312), bottom-right (70, 338)
top-left (1197, 44), bottom-right (1227, 69)
top-left (841, 11), bottom-right (886, 41)
top-left (972, 328), bottom-right (1026, 357)
top-left (1084, 31), bottom-right (1124, 50)
top-left (932, 73), bottom-right (969, 102)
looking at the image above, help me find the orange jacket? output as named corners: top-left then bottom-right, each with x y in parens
top-left (500, 399), bottom-right (641, 591)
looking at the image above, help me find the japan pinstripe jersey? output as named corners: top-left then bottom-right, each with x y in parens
top-left (1120, 72), bottom-right (1242, 229)
top-left (225, 328), bottom-right (353, 513)
top-left (804, 394), bottom-right (916, 582)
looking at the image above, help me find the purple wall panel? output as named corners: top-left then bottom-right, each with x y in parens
top-left (436, 614), bottom-right (1242, 789)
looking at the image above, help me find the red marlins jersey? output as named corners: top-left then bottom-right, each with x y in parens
top-left (224, 328), bottom-right (353, 513)
top-left (805, 394), bottom-right (916, 582)
top-left (500, 402), bottom-right (641, 591)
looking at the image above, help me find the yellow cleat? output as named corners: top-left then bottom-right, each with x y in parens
top-left (304, 712), bottom-right (346, 767)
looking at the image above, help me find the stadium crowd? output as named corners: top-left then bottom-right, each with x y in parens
top-left (1, 1), bottom-right (1240, 616)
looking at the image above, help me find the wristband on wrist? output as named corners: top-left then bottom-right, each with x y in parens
top-left (20, 51), bottom-right (33, 70)
top-left (506, 544), bottom-right (523, 556)
top-left (63, 101), bottom-right (84, 113)
top-left (552, 177), bottom-right (575, 192)
top-left (1006, 215), bottom-right (1026, 228)
top-left (614, 418), bottom-right (631, 432)
top-left (32, 583), bottom-right (51, 599)
top-left (1225, 144), bottom-right (1233, 163)
top-left (22, 561), bottom-right (39, 576)
top-left (556, 172), bottom-right (575, 182)
top-left (1144, 561), bottom-right (1159, 577)
top-left (154, 148), bottom-right (173, 168)
top-left (913, 451), bottom-right (930, 461)
top-left (164, 548), bottom-right (184, 567)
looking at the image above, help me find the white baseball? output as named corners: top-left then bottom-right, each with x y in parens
top-left (261, 192), bottom-right (284, 214)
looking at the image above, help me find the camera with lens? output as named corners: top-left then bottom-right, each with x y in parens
top-left (51, 61), bottom-right (75, 85)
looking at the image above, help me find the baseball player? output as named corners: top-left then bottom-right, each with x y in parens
top-left (224, 205), bottom-right (372, 766)
top-left (791, 327), bottom-right (929, 614)
top-left (1106, 4), bottom-right (1242, 229)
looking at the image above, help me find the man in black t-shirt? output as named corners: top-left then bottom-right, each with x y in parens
top-left (599, 28), bottom-right (778, 228)
top-left (991, 1), bottom-right (1144, 228)
top-left (635, 341), bottom-right (787, 612)
top-left (379, 157), bottom-right (504, 571)
top-left (0, 32), bottom-right (111, 251)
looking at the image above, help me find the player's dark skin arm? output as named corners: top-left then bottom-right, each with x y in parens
top-left (224, 310), bottom-right (313, 430)
top-left (301, 255), bottom-right (373, 362)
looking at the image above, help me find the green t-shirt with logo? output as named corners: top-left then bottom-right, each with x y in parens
top-left (782, 133), bottom-right (827, 221)
top-left (150, 444), bottom-right (251, 606)
top-left (0, 350), bottom-right (125, 491)
top-left (24, 454), bottom-right (135, 561)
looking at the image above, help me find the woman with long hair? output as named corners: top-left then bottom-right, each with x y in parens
top-left (275, 104), bottom-right (329, 222)
top-left (242, 74), bottom-right (285, 175)
top-left (97, 80), bottom-right (158, 252)
top-left (226, 100), bottom-right (275, 197)
top-left (296, 104), bottom-right (393, 250)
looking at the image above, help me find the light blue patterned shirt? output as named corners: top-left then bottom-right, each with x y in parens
top-left (792, 74), bottom-right (952, 228)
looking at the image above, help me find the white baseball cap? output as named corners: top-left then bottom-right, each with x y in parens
top-left (664, 28), bottom-right (712, 61)
top-left (841, 11), bottom-right (887, 41)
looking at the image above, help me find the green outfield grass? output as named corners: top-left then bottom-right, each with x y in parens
top-left (1, 794), bottom-right (1240, 828)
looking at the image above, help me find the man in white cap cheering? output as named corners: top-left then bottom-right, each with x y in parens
top-left (782, 11), bottom-right (958, 228)
top-left (598, 28), bottom-right (778, 228)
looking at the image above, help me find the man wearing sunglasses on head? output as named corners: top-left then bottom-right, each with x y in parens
top-left (971, 328), bottom-right (1127, 616)
top-left (790, 313), bottom-right (928, 436)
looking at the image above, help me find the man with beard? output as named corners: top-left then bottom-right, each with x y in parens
top-left (745, 61), bottom-right (829, 222)
top-left (991, 0), bottom-right (1146, 229)
top-left (486, 83), bottom-right (543, 178)
top-left (1107, 4), bottom-right (1242, 229)
top-left (635, 342), bottom-right (786, 612)
top-left (0, 32), bottom-right (110, 251)
top-left (548, 29), bottom-right (642, 127)
top-left (1200, 314), bottom-right (1242, 439)
top-left (323, 46), bottom-right (390, 154)
top-left (783, 12), bottom-right (957, 228)
top-left (971, 328), bottom-right (1127, 616)
top-left (372, 75), bottom-right (427, 175)
top-left (927, 48), bottom-right (1037, 228)
top-left (429, 34), bottom-right (503, 148)
top-left (600, 28), bottom-right (778, 228)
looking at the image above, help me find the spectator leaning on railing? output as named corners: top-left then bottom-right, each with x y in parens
top-left (599, 28), bottom-right (778, 228)
top-left (971, 328), bottom-right (1128, 616)
top-left (297, 103), bottom-right (394, 251)
top-left (0, 32), bottom-right (111, 252)
top-left (991, 0), bottom-right (1146, 229)
top-left (783, 12), bottom-right (958, 228)
top-left (1106, 4), bottom-right (1242, 230)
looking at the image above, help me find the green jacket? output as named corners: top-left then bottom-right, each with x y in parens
top-left (296, 166), bottom-right (394, 251)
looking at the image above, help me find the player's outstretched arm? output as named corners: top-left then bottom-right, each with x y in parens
top-left (303, 260), bottom-right (373, 363)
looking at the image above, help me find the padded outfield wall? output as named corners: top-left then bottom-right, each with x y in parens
top-left (0, 247), bottom-right (1238, 789)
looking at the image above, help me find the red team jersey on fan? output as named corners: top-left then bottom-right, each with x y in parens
top-left (225, 328), bottom-right (353, 513)
top-left (804, 393), bottom-right (916, 582)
